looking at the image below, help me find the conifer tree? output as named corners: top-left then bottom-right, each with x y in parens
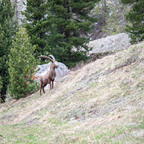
top-left (22, 0), bottom-right (49, 57)
top-left (0, 76), bottom-right (3, 103)
top-left (47, 0), bottom-right (100, 67)
top-left (0, 0), bottom-right (16, 102)
top-left (121, 0), bottom-right (144, 43)
top-left (8, 27), bottom-right (39, 99)
top-left (22, 0), bottom-right (100, 67)
top-left (0, 76), bottom-right (2, 95)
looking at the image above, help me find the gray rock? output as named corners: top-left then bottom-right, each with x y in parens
top-left (88, 33), bottom-right (131, 55)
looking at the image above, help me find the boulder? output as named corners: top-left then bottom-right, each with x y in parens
top-left (88, 33), bottom-right (131, 55)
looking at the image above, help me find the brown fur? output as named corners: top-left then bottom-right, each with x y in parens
top-left (38, 55), bottom-right (58, 95)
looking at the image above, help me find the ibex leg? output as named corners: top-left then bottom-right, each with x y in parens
top-left (43, 88), bottom-right (45, 93)
top-left (50, 81), bottom-right (52, 90)
top-left (52, 81), bottom-right (54, 89)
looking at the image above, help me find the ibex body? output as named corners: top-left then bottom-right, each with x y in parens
top-left (39, 55), bottom-right (58, 95)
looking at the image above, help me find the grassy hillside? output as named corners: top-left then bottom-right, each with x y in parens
top-left (0, 42), bottom-right (144, 144)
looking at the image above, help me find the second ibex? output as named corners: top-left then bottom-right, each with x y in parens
top-left (38, 55), bottom-right (59, 96)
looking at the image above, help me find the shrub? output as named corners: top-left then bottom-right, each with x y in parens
top-left (8, 27), bottom-right (40, 99)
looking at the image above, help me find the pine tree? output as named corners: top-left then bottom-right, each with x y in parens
top-left (0, 0), bottom-right (16, 102)
top-left (8, 27), bottom-right (40, 99)
top-left (0, 76), bottom-right (2, 94)
top-left (22, 0), bottom-right (100, 67)
top-left (0, 76), bottom-right (3, 103)
top-left (46, 0), bottom-right (100, 67)
top-left (121, 0), bottom-right (144, 43)
top-left (22, 0), bottom-right (49, 57)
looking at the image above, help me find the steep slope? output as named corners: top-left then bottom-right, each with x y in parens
top-left (0, 42), bottom-right (144, 143)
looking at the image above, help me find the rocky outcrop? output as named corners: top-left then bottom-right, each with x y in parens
top-left (88, 33), bottom-right (131, 55)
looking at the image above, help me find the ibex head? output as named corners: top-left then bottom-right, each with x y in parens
top-left (38, 55), bottom-right (59, 69)
top-left (49, 55), bottom-right (59, 68)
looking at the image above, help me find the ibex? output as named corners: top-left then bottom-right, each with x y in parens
top-left (38, 55), bottom-right (58, 95)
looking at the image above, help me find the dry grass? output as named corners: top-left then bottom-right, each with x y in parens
top-left (0, 42), bottom-right (144, 143)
